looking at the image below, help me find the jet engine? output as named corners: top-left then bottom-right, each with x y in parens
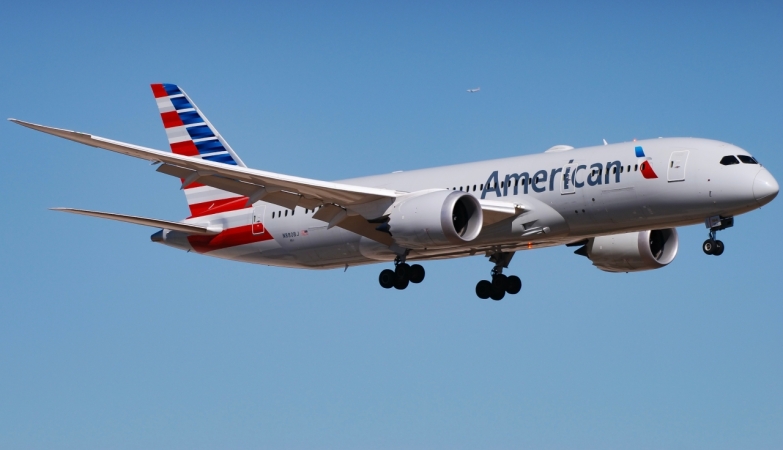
top-left (576, 228), bottom-right (679, 272)
top-left (381, 190), bottom-right (483, 249)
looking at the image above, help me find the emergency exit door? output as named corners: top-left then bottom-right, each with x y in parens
top-left (252, 205), bottom-right (266, 235)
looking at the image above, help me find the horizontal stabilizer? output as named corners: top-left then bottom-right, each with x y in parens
top-left (51, 207), bottom-right (220, 234)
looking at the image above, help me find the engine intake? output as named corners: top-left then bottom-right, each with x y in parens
top-left (385, 190), bottom-right (483, 249)
top-left (581, 228), bottom-right (679, 272)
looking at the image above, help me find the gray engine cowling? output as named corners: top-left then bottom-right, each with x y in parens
top-left (583, 228), bottom-right (679, 272)
top-left (385, 190), bottom-right (483, 249)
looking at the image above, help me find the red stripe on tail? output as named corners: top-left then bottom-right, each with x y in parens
top-left (188, 224), bottom-right (273, 253)
top-left (188, 196), bottom-right (249, 218)
top-left (160, 111), bottom-right (183, 128)
top-left (170, 140), bottom-right (200, 157)
top-left (151, 84), bottom-right (168, 98)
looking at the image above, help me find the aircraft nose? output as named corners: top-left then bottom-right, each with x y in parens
top-left (753, 168), bottom-right (779, 206)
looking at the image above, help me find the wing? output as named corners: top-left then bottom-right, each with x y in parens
top-left (11, 118), bottom-right (401, 214)
top-left (12, 119), bottom-right (520, 245)
top-left (52, 207), bottom-right (221, 234)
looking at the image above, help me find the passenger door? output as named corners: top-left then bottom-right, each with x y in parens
top-left (667, 150), bottom-right (689, 182)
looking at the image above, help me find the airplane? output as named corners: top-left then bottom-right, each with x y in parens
top-left (10, 83), bottom-right (780, 300)
top-left (467, 87), bottom-right (480, 93)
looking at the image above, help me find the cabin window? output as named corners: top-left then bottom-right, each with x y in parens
top-left (480, 184), bottom-right (484, 190)
top-left (473, 184), bottom-right (476, 191)
top-left (634, 164), bottom-right (638, 171)
top-left (272, 212), bottom-right (276, 218)
top-left (292, 209), bottom-right (295, 216)
top-left (737, 155), bottom-right (759, 164)
top-left (720, 155), bottom-right (740, 165)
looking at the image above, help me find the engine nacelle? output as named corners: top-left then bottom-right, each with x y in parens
top-left (385, 190), bottom-right (483, 249)
top-left (585, 228), bottom-right (679, 272)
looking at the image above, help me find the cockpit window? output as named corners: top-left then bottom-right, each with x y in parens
top-left (720, 155), bottom-right (740, 165)
top-left (737, 155), bottom-right (758, 164)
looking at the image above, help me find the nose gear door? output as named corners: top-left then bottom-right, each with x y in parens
top-left (667, 150), bottom-right (689, 182)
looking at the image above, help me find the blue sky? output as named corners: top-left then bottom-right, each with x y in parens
top-left (1, 1), bottom-right (782, 448)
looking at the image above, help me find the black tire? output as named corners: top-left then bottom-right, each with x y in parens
top-left (395, 263), bottom-right (410, 282)
top-left (409, 264), bottom-right (425, 284)
top-left (702, 239), bottom-right (714, 255)
top-left (490, 285), bottom-right (506, 301)
top-left (379, 269), bottom-right (395, 289)
top-left (713, 240), bottom-right (724, 256)
top-left (506, 275), bottom-right (522, 295)
top-left (394, 276), bottom-right (409, 290)
top-left (476, 280), bottom-right (492, 299)
top-left (492, 274), bottom-right (508, 291)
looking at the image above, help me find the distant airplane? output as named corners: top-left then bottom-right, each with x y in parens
top-left (467, 87), bottom-right (480, 93)
top-left (10, 83), bottom-right (779, 301)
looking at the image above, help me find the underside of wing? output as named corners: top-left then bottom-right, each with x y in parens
top-left (52, 207), bottom-right (220, 234)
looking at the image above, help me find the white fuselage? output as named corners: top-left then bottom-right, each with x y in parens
top-left (160, 137), bottom-right (776, 269)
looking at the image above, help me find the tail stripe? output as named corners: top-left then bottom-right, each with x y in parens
top-left (151, 83), bottom-right (238, 166)
top-left (151, 83), bottom-right (248, 218)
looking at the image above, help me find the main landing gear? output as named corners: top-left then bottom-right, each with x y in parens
top-left (475, 250), bottom-right (521, 301)
top-left (379, 255), bottom-right (425, 290)
top-left (702, 216), bottom-right (733, 256)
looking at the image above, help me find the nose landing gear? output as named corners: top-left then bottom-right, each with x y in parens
top-left (703, 216), bottom-right (733, 256)
top-left (475, 250), bottom-right (521, 301)
top-left (378, 255), bottom-right (425, 290)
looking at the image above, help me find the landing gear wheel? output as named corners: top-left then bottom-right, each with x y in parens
top-left (505, 275), bottom-right (522, 295)
top-left (713, 240), bottom-right (724, 256)
top-left (393, 263), bottom-right (410, 289)
top-left (702, 239), bottom-right (715, 255)
top-left (408, 264), bottom-right (425, 284)
top-left (476, 280), bottom-right (492, 299)
top-left (394, 275), bottom-right (409, 290)
top-left (490, 285), bottom-right (506, 301)
top-left (492, 274), bottom-right (508, 291)
top-left (379, 269), bottom-right (395, 289)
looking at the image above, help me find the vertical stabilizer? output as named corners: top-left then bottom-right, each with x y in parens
top-left (150, 83), bottom-right (249, 217)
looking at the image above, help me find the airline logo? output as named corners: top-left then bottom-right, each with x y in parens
top-left (150, 83), bottom-right (238, 165)
top-left (482, 146), bottom-right (659, 199)
top-left (151, 83), bottom-right (248, 219)
top-left (635, 146), bottom-right (658, 179)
